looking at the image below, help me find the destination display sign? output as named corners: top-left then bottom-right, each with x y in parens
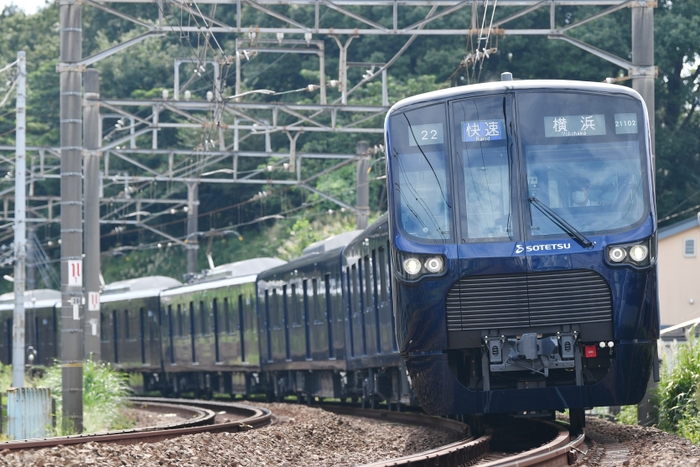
top-left (544, 114), bottom-right (606, 138)
top-left (461, 119), bottom-right (505, 143)
top-left (408, 123), bottom-right (444, 147)
top-left (614, 113), bottom-right (638, 134)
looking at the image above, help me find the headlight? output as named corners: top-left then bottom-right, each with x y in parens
top-left (393, 250), bottom-right (447, 280)
top-left (403, 257), bottom-right (422, 275)
top-left (605, 236), bottom-right (655, 268)
top-left (424, 256), bottom-right (444, 273)
top-left (629, 244), bottom-right (648, 263)
top-left (608, 247), bottom-right (627, 263)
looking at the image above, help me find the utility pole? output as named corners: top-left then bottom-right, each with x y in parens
top-left (186, 182), bottom-right (199, 280)
top-left (631, 5), bottom-right (655, 155)
top-left (12, 51), bottom-right (26, 388)
top-left (59, 0), bottom-right (84, 433)
top-left (83, 69), bottom-right (101, 361)
top-left (356, 140), bottom-right (370, 230)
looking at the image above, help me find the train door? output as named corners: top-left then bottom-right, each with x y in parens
top-left (450, 94), bottom-right (527, 338)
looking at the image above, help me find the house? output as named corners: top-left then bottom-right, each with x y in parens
top-left (658, 213), bottom-right (700, 327)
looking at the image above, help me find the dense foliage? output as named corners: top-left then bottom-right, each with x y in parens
top-left (657, 333), bottom-right (700, 443)
top-left (0, 360), bottom-right (133, 436)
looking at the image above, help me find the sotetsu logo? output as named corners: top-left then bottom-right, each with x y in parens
top-left (515, 243), bottom-right (571, 254)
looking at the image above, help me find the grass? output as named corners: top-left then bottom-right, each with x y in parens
top-left (656, 327), bottom-right (700, 443)
top-left (0, 360), bottom-right (134, 436)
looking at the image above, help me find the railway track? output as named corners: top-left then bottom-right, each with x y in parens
top-left (331, 408), bottom-right (587, 467)
top-left (0, 397), bottom-right (271, 451)
top-left (0, 397), bottom-right (586, 467)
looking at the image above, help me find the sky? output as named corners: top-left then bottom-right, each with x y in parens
top-left (0, 0), bottom-right (49, 15)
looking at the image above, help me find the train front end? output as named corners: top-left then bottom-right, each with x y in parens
top-left (384, 80), bottom-right (658, 418)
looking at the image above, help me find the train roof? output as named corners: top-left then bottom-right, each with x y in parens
top-left (388, 79), bottom-right (643, 115)
top-left (0, 289), bottom-right (61, 310)
top-left (258, 231), bottom-right (362, 281)
top-left (302, 230), bottom-right (363, 256)
top-left (161, 257), bottom-right (287, 296)
top-left (192, 257), bottom-right (287, 282)
top-left (101, 276), bottom-right (182, 302)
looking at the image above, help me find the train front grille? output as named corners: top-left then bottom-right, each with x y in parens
top-left (445, 269), bottom-right (613, 332)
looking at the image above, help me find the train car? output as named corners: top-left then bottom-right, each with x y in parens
top-left (100, 276), bottom-right (182, 387)
top-left (159, 257), bottom-right (285, 397)
top-left (384, 76), bottom-right (659, 430)
top-left (256, 231), bottom-right (360, 402)
top-left (0, 289), bottom-right (61, 367)
top-left (341, 215), bottom-right (412, 408)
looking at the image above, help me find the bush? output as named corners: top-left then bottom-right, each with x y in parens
top-left (657, 327), bottom-right (700, 436)
top-left (37, 360), bottom-right (133, 434)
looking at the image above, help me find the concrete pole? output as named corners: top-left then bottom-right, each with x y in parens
top-left (26, 222), bottom-right (35, 290)
top-left (12, 51), bottom-right (26, 388)
top-left (632, 4), bottom-right (656, 427)
top-left (59, 0), bottom-right (84, 433)
top-left (356, 140), bottom-right (370, 230)
top-left (83, 69), bottom-right (101, 361)
top-left (186, 182), bottom-right (199, 279)
top-left (631, 6), bottom-right (655, 156)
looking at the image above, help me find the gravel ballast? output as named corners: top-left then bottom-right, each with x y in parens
top-left (1, 404), bottom-right (699, 466)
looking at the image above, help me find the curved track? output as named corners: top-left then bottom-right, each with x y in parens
top-left (332, 408), bottom-right (587, 467)
top-left (0, 397), bottom-right (586, 467)
top-left (0, 397), bottom-right (271, 451)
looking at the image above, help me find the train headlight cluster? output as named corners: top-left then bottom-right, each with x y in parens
top-left (605, 236), bottom-right (655, 268)
top-left (403, 258), bottom-right (422, 275)
top-left (394, 250), bottom-right (446, 280)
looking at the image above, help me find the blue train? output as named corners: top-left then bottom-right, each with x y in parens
top-left (0, 78), bottom-right (657, 432)
top-left (384, 76), bottom-right (659, 428)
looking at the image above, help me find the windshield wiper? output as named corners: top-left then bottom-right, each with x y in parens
top-left (528, 196), bottom-right (594, 249)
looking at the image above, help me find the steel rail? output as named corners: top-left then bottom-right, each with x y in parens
top-left (324, 406), bottom-right (492, 467)
top-left (327, 407), bottom-right (586, 467)
top-left (477, 420), bottom-right (587, 466)
top-left (0, 397), bottom-right (271, 451)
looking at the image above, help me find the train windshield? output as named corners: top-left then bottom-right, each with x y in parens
top-left (518, 92), bottom-right (649, 237)
top-left (452, 96), bottom-right (512, 242)
top-left (388, 103), bottom-right (452, 242)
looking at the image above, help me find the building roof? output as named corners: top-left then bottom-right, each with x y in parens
top-left (659, 213), bottom-right (700, 241)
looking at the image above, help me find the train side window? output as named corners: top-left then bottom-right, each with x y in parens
top-left (311, 278), bottom-right (319, 324)
top-left (124, 310), bottom-right (130, 340)
top-left (213, 298), bottom-right (220, 335)
top-left (112, 310), bottom-right (119, 363)
top-left (264, 289), bottom-right (272, 362)
top-left (324, 274), bottom-right (334, 359)
top-left (139, 307), bottom-right (146, 363)
top-left (291, 284), bottom-right (299, 326)
top-left (364, 255), bottom-right (373, 309)
top-left (177, 304), bottom-right (183, 337)
top-left (356, 262), bottom-right (364, 313)
top-left (223, 297), bottom-right (231, 334)
top-left (200, 301), bottom-right (207, 336)
top-left (345, 267), bottom-right (352, 356)
top-left (378, 246), bottom-right (387, 302)
top-left (167, 305), bottom-right (175, 364)
top-left (189, 301), bottom-right (196, 363)
top-left (303, 279), bottom-right (311, 359)
top-left (238, 294), bottom-right (246, 361)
